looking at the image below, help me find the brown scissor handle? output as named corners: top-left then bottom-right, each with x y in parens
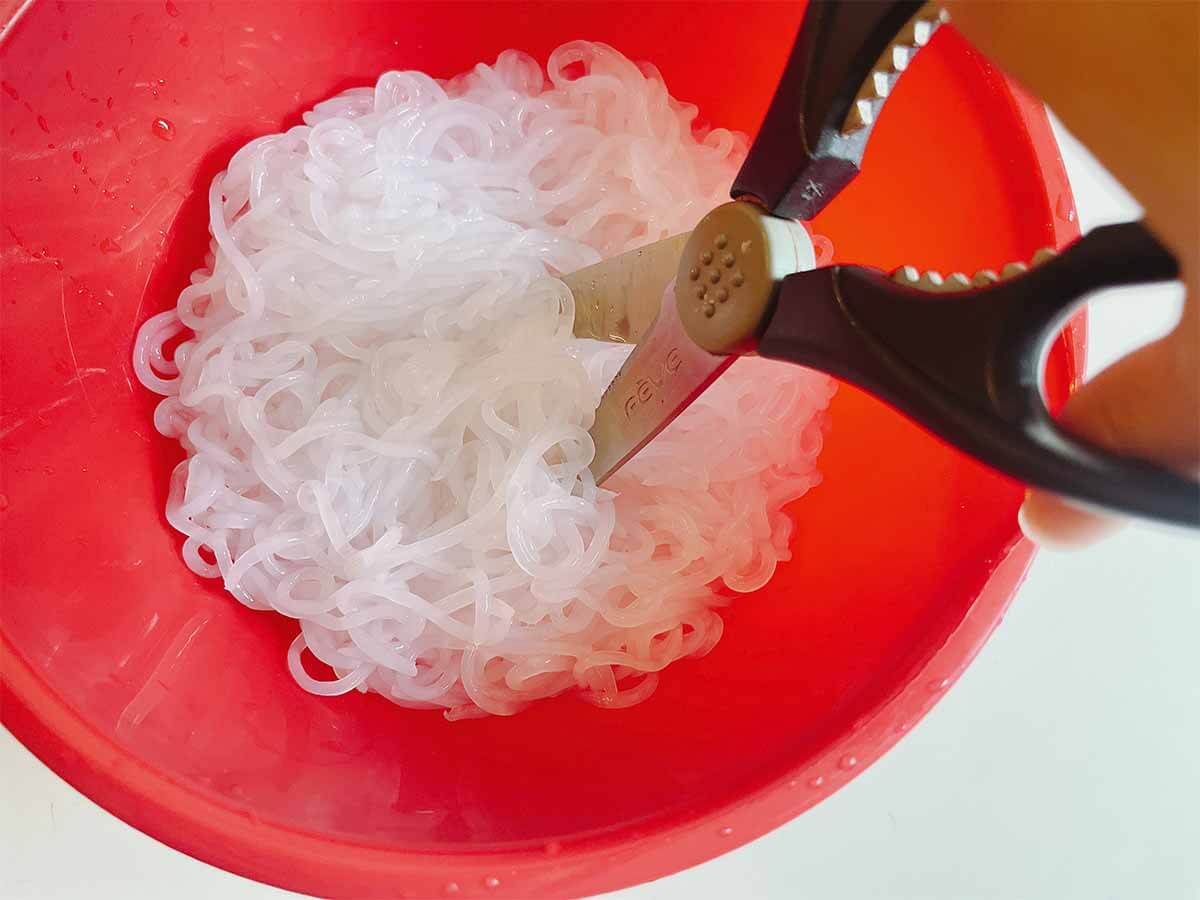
top-left (732, 0), bottom-right (941, 219)
top-left (757, 221), bottom-right (1199, 527)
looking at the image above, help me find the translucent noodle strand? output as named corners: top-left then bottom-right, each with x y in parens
top-left (134, 43), bottom-right (835, 717)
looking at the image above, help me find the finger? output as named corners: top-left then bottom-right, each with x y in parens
top-left (1019, 322), bottom-right (1200, 546)
top-left (1058, 329), bottom-right (1199, 468)
top-left (1018, 489), bottom-right (1122, 549)
top-left (945, 1), bottom-right (1199, 287)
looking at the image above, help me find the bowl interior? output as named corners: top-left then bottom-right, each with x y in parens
top-left (0, 2), bottom-right (1079, 897)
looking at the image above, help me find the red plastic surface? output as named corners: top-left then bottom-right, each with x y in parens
top-left (0, 2), bottom-right (1081, 898)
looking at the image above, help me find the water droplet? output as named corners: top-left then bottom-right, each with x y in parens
top-left (106, 96), bottom-right (114, 110)
top-left (98, 237), bottom-right (122, 254)
top-left (894, 722), bottom-right (909, 735)
top-left (443, 884), bottom-right (460, 896)
top-left (2, 81), bottom-right (19, 101)
top-left (71, 150), bottom-right (82, 164)
top-left (928, 678), bottom-right (951, 693)
top-left (1055, 194), bottom-right (1076, 224)
top-left (165, 0), bottom-right (180, 16)
top-left (36, 115), bottom-right (50, 133)
top-left (807, 775), bottom-right (825, 789)
top-left (42, 466), bottom-right (55, 476)
top-left (543, 841), bottom-right (562, 856)
top-left (65, 70), bottom-right (74, 90)
top-left (811, 233), bottom-right (835, 266)
top-left (178, 32), bottom-right (190, 47)
top-left (838, 754), bottom-right (858, 770)
top-left (71, 183), bottom-right (79, 194)
top-left (484, 876), bottom-right (501, 889)
top-left (151, 117), bottom-right (175, 141)
top-left (786, 779), bottom-right (799, 789)
top-left (718, 826), bottom-right (734, 837)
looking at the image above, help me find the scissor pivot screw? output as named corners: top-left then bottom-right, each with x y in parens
top-left (675, 201), bottom-right (815, 354)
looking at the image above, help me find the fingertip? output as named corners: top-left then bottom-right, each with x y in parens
top-left (1018, 489), bottom-right (1124, 549)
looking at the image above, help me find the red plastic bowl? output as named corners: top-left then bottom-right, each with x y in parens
top-left (1, 2), bottom-right (1081, 898)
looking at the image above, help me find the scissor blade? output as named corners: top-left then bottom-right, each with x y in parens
top-left (565, 232), bottom-right (692, 343)
top-left (588, 287), bottom-right (734, 484)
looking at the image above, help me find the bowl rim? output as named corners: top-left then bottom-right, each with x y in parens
top-left (1, 539), bottom-right (1038, 899)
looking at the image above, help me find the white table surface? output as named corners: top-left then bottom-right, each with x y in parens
top-left (4, 119), bottom-right (1198, 900)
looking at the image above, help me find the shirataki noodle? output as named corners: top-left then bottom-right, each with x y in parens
top-left (133, 42), bottom-right (835, 718)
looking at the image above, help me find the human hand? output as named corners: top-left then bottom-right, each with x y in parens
top-left (946, 1), bottom-right (1199, 546)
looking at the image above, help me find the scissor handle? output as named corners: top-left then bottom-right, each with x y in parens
top-left (757, 221), bottom-right (1200, 527)
top-left (732, 0), bottom-right (941, 219)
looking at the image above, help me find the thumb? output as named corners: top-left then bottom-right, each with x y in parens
top-left (1019, 305), bottom-right (1200, 547)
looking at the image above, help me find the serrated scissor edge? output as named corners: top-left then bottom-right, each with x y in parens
top-left (842, 3), bottom-right (950, 135)
top-left (890, 247), bottom-right (1059, 293)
